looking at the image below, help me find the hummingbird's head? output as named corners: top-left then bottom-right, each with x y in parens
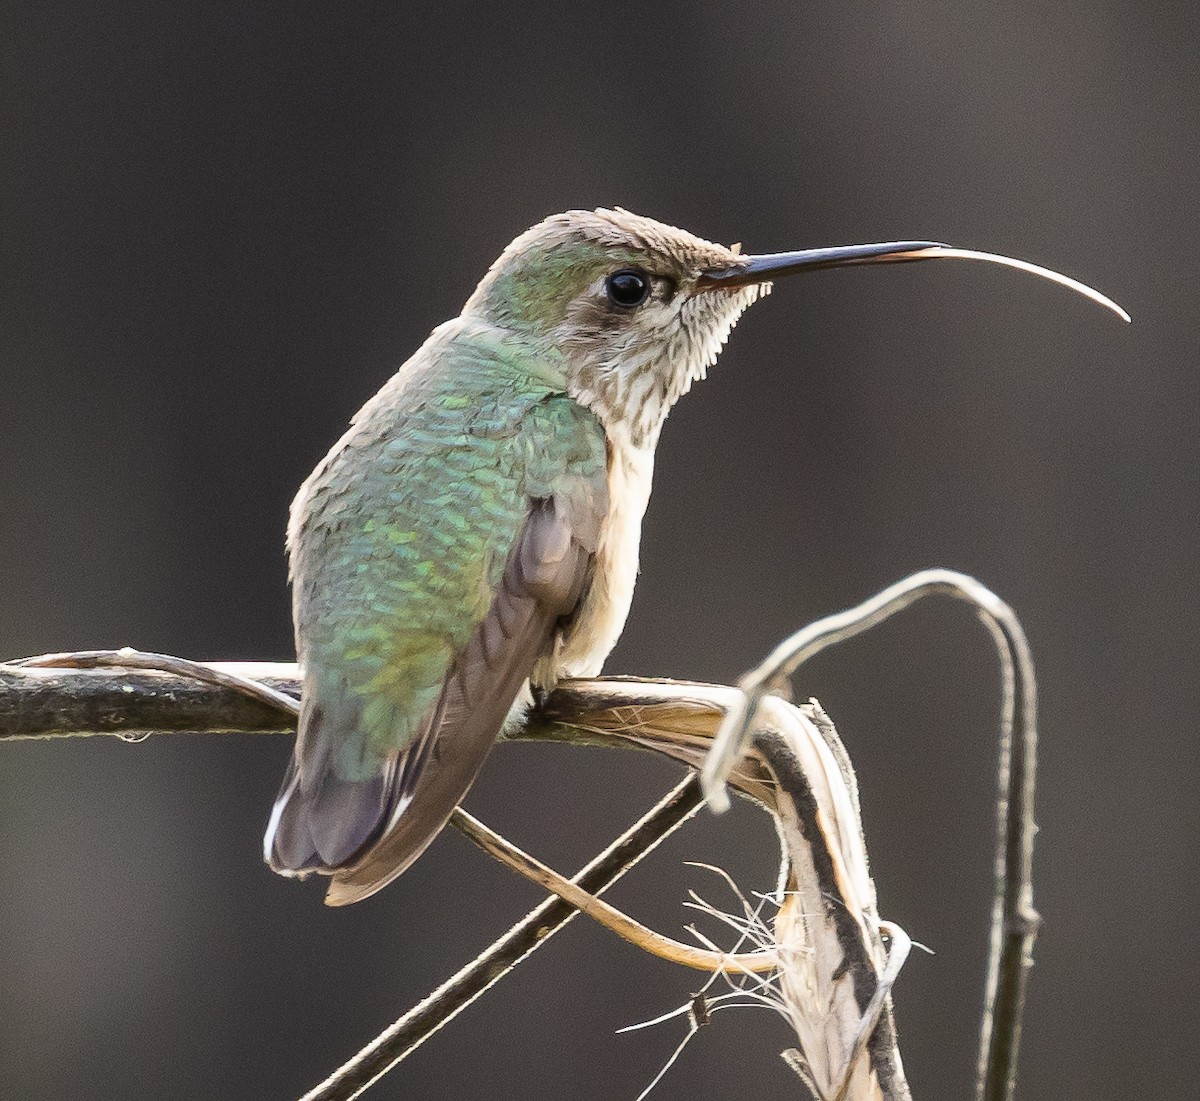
top-left (463, 208), bottom-right (1128, 448)
top-left (464, 208), bottom-right (767, 447)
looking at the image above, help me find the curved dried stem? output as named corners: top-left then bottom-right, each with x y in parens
top-left (450, 808), bottom-right (777, 974)
top-left (701, 568), bottom-right (1041, 1101)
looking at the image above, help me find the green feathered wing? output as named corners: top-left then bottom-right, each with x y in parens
top-left (266, 327), bottom-right (609, 904)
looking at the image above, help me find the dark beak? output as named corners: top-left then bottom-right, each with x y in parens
top-left (696, 241), bottom-right (947, 289)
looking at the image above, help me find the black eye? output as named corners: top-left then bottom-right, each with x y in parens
top-left (605, 269), bottom-right (650, 308)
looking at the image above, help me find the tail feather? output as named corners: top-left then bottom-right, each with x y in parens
top-left (266, 761), bottom-right (391, 872)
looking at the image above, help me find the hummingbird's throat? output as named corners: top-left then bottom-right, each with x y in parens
top-left (567, 283), bottom-right (766, 449)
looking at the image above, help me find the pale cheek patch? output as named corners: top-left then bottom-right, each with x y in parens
top-left (559, 281), bottom-right (767, 448)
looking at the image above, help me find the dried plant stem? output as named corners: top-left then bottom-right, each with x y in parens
top-left (702, 568), bottom-right (1041, 1101)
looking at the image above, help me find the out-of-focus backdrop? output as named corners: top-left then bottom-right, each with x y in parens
top-left (2, 5), bottom-right (1195, 1099)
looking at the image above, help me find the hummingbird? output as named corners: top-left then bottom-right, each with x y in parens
top-left (265, 208), bottom-right (1125, 905)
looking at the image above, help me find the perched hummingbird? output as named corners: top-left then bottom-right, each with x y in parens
top-left (265, 208), bottom-right (1124, 905)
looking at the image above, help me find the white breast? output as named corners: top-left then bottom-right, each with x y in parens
top-left (556, 435), bottom-right (655, 679)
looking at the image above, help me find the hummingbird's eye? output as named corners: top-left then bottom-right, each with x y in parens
top-left (605, 269), bottom-right (650, 308)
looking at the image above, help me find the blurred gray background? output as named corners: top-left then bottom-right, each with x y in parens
top-left (2, 3), bottom-right (1195, 1099)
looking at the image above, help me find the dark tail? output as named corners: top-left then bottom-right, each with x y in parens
top-left (264, 757), bottom-right (392, 874)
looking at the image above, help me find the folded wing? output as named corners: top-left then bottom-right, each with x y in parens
top-left (265, 391), bottom-right (609, 905)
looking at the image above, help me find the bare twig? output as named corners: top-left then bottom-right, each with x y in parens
top-left (0, 656), bottom-right (302, 741)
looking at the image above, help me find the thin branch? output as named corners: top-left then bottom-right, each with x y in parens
top-left (299, 776), bottom-right (707, 1101)
top-left (7, 647), bottom-right (305, 716)
top-left (0, 656), bottom-right (302, 741)
top-left (975, 611), bottom-right (1041, 1101)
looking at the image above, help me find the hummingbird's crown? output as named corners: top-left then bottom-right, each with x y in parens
top-left (533, 207), bottom-right (745, 272)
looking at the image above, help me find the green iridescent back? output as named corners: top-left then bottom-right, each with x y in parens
top-left (289, 320), bottom-right (607, 782)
